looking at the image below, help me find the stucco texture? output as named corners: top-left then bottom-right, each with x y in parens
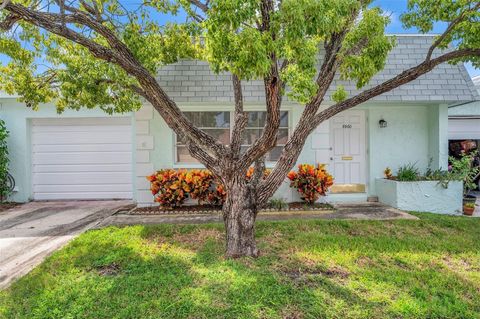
top-left (376, 179), bottom-right (463, 214)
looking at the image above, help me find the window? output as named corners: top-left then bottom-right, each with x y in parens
top-left (175, 111), bottom-right (289, 164)
top-left (241, 111), bottom-right (289, 162)
top-left (176, 112), bottom-right (231, 163)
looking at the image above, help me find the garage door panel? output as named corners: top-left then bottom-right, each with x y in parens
top-left (32, 131), bottom-right (132, 145)
top-left (33, 172), bottom-right (132, 185)
top-left (33, 143), bottom-right (132, 153)
top-left (34, 184), bottom-right (132, 193)
top-left (32, 125), bottom-right (131, 133)
top-left (32, 117), bottom-right (133, 200)
top-left (32, 117), bottom-right (131, 126)
top-left (32, 152), bottom-right (132, 165)
top-left (33, 164), bottom-right (132, 173)
top-left (448, 118), bottom-right (480, 139)
top-left (34, 192), bottom-right (133, 200)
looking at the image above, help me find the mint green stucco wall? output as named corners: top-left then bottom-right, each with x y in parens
top-left (0, 100), bottom-right (133, 202)
top-left (366, 104), bottom-right (445, 196)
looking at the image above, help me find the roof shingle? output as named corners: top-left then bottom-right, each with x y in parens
top-left (156, 35), bottom-right (479, 104)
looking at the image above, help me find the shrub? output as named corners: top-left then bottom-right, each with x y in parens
top-left (268, 198), bottom-right (288, 210)
top-left (207, 184), bottom-right (227, 206)
top-left (396, 163), bottom-right (419, 181)
top-left (147, 169), bottom-right (189, 208)
top-left (0, 120), bottom-right (10, 202)
top-left (449, 151), bottom-right (480, 196)
top-left (287, 164), bottom-right (334, 204)
top-left (147, 167), bottom-right (276, 208)
top-left (184, 169), bottom-right (215, 204)
top-left (246, 167), bottom-right (271, 180)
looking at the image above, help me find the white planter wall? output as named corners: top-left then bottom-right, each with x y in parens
top-left (376, 179), bottom-right (463, 214)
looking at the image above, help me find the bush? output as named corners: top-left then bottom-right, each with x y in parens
top-left (0, 120), bottom-right (10, 202)
top-left (147, 169), bottom-right (189, 208)
top-left (184, 169), bottom-right (215, 204)
top-left (206, 184), bottom-right (227, 206)
top-left (147, 167), bottom-right (273, 208)
top-left (396, 163), bottom-right (419, 181)
top-left (449, 151), bottom-right (480, 196)
top-left (287, 164), bottom-right (334, 204)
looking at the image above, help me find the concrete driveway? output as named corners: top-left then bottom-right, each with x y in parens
top-left (0, 200), bottom-right (132, 289)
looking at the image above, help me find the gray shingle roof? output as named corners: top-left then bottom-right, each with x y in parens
top-left (473, 75), bottom-right (480, 95)
top-left (156, 35), bottom-right (479, 104)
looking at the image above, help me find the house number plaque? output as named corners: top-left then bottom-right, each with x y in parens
top-left (342, 124), bottom-right (352, 128)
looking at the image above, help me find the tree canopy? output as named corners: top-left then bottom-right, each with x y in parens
top-left (1, 0), bottom-right (479, 257)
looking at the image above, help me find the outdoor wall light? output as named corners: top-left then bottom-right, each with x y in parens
top-left (379, 119), bottom-right (388, 128)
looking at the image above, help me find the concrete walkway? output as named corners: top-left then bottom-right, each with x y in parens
top-left (0, 200), bottom-right (133, 289)
top-left (99, 203), bottom-right (418, 227)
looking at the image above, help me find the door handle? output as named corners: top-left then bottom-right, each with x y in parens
top-left (330, 157), bottom-right (333, 161)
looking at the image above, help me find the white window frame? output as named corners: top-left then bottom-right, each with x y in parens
top-left (173, 107), bottom-right (292, 168)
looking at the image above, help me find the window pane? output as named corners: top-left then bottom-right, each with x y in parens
top-left (241, 128), bottom-right (288, 145)
top-left (177, 129), bottom-right (230, 145)
top-left (176, 146), bottom-right (197, 163)
top-left (280, 111), bottom-right (288, 127)
top-left (247, 112), bottom-right (266, 127)
top-left (246, 111), bottom-right (289, 128)
top-left (277, 128), bottom-right (288, 144)
top-left (203, 129), bottom-right (230, 144)
top-left (184, 111), bottom-right (230, 128)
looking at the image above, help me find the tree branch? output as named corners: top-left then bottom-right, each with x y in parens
top-left (229, 74), bottom-right (248, 158)
top-left (239, 0), bottom-right (281, 170)
top-left (425, 2), bottom-right (480, 61)
top-left (3, 1), bottom-right (228, 164)
top-left (312, 47), bottom-right (480, 129)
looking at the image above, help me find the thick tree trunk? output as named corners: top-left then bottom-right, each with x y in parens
top-left (222, 178), bottom-right (259, 258)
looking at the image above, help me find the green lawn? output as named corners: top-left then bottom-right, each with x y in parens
top-left (1, 213), bottom-right (480, 319)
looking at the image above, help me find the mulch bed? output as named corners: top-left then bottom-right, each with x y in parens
top-left (0, 202), bottom-right (22, 213)
top-left (128, 202), bottom-right (334, 215)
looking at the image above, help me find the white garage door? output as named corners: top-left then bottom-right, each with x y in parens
top-left (448, 118), bottom-right (480, 140)
top-left (31, 117), bottom-right (133, 200)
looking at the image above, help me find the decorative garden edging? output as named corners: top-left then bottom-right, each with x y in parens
top-left (129, 203), bottom-right (334, 215)
top-left (376, 179), bottom-right (463, 214)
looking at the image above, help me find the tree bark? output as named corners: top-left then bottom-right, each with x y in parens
top-left (222, 176), bottom-right (259, 258)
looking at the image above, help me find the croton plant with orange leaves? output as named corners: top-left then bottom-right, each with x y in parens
top-left (147, 167), bottom-right (272, 208)
top-left (287, 164), bottom-right (334, 204)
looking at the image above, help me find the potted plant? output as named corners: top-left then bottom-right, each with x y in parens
top-left (463, 202), bottom-right (476, 216)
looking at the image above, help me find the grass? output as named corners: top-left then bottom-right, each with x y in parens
top-left (1, 213), bottom-right (480, 319)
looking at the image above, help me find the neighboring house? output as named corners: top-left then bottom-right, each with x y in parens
top-left (1, 35), bottom-right (479, 206)
top-left (448, 75), bottom-right (480, 142)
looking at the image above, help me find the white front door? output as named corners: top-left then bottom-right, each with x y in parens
top-left (329, 110), bottom-right (366, 191)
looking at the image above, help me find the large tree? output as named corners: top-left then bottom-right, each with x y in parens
top-left (1, 0), bottom-right (479, 257)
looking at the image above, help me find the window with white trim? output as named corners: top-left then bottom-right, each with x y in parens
top-left (175, 111), bottom-right (289, 164)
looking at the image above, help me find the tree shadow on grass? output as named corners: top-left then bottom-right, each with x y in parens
top-left (0, 224), bottom-right (389, 319)
top-left (3, 220), bottom-right (480, 319)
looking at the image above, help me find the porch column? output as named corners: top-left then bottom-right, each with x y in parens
top-left (428, 104), bottom-right (449, 170)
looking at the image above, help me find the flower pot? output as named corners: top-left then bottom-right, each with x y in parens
top-left (463, 195), bottom-right (477, 206)
top-left (463, 206), bottom-right (475, 216)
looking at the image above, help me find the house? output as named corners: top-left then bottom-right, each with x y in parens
top-left (1, 35), bottom-right (479, 206)
top-left (448, 75), bottom-right (480, 191)
top-left (448, 75), bottom-right (480, 144)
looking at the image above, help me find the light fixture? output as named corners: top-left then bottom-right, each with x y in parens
top-left (379, 119), bottom-right (387, 128)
